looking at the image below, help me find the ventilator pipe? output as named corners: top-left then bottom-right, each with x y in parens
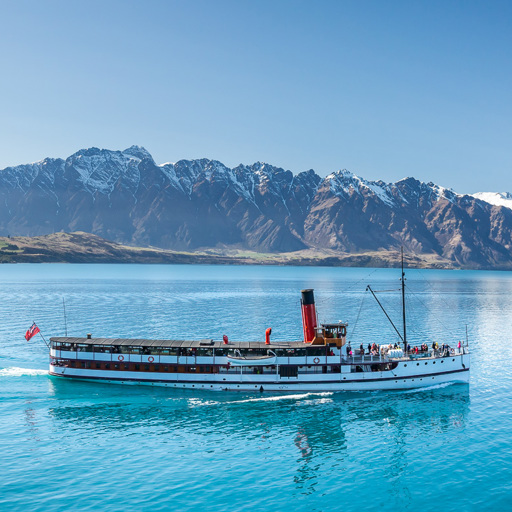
top-left (265, 327), bottom-right (272, 345)
top-left (223, 335), bottom-right (229, 345)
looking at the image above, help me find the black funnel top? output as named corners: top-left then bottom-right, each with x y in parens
top-left (301, 289), bottom-right (315, 305)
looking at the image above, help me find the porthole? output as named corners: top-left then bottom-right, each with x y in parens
top-left (417, 363), bottom-right (419, 366)
top-left (404, 364), bottom-right (407, 367)
top-left (425, 362), bottom-right (428, 365)
top-left (441, 360), bottom-right (444, 363)
top-left (433, 362), bottom-right (436, 364)
top-left (452, 359), bottom-right (455, 362)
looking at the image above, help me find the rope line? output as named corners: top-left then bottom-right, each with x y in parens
top-left (349, 289), bottom-right (367, 339)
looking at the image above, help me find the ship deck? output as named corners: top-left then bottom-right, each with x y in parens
top-left (49, 337), bottom-right (311, 350)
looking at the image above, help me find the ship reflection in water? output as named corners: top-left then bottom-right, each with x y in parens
top-left (45, 378), bottom-right (469, 509)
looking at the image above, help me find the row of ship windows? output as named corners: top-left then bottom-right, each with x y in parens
top-left (51, 344), bottom-right (328, 357)
top-left (52, 360), bottom-right (345, 374)
top-left (403, 359), bottom-right (456, 366)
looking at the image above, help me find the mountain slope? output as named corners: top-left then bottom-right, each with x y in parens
top-left (0, 146), bottom-right (511, 269)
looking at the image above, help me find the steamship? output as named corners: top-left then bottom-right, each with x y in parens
top-left (49, 271), bottom-right (470, 391)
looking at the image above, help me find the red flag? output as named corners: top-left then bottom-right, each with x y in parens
top-left (25, 323), bottom-right (40, 341)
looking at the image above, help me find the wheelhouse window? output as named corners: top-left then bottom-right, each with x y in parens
top-left (58, 343), bottom-right (75, 351)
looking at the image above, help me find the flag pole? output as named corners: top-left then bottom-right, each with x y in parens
top-left (34, 321), bottom-right (49, 349)
top-left (63, 297), bottom-right (68, 337)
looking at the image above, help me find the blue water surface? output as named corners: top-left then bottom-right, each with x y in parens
top-left (1, 264), bottom-right (511, 512)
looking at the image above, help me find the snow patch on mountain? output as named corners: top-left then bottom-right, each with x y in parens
top-left (326, 170), bottom-right (397, 207)
top-left (472, 192), bottom-right (512, 210)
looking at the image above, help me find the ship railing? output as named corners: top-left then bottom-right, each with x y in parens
top-left (345, 353), bottom-right (384, 364)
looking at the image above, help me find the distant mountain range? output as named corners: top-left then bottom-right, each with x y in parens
top-left (1, 145), bottom-right (511, 269)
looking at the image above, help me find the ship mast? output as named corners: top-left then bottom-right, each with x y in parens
top-left (401, 246), bottom-right (407, 352)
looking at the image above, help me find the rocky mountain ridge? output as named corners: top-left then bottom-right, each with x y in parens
top-left (1, 146), bottom-right (511, 269)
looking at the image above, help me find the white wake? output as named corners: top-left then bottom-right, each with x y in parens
top-left (0, 367), bottom-right (48, 377)
top-left (403, 381), bottom-right (456, 394)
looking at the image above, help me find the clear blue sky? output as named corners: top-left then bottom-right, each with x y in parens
top-left (0, 0), bottom-right (510, 193)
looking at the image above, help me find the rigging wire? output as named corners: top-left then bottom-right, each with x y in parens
top-left (415, 268), bottom-right (462, 315)
top-left (349, 289), bottom-right (367, 339)
top-left (310, 267), bottom-right (381, 310)
top-left (405, 287), bottom-right (458, 338)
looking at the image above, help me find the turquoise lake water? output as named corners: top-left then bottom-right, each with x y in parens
top-left (1, 264), bottom-right (512, 511)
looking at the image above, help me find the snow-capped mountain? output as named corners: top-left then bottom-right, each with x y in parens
top-left (472, 192), bottom-right (512, 210)
top-left (0, 146), bottom-right (511, 268)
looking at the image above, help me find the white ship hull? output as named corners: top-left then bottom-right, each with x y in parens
top-left (49, 352), bottom-right (469, 392)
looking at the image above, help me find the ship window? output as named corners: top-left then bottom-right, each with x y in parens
top-left (174, 366), bottom-right (178, 372)
top-left (144, 365), bottom-right (150, 371)
top-left (154, 365), bottom-right (160, 372)
top-left (81, 362), bottom-right (86, 368)
top-left (114, 364), bottom-right (119, 370)
top-left (197, 348), bottom-right (213, 356)
top-left (105, 363), bottom-right (110, 370)
top-left (164, 366), bottom-right (169, 372)
top-left (95, 363), bottom-right (101, 369)
top-left (135, 364), bottom-right (140, 371)
top-left (279, 366), bottom-right (298, 378)
top-left (124, 364), bottom-right (129, 370)
top-left (214, 348), bottom-right (227, 357)
top-left (307, 347), bottom-right (325, 357)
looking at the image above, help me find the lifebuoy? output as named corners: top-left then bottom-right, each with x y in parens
top-left (313, 357), bottom-right (320, 364)
top-left (118, 355), bottom-right (124, 362)
top-left (450, 348), bottom-right (455, 355)
top-left (148, 356), bottom-right (154, 363)
top-left (340, 326), bottom-right (347, 337)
